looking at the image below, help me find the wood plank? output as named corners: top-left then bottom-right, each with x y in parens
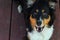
top-left (51, 0), bottom-right (60, 40)
top-left (0, 0), bottom-right (11, 40)
top-left (10, 2), bottom-right (26, 40)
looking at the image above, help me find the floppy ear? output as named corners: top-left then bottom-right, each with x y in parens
top-left (49, 0), bottom-right (57, 9)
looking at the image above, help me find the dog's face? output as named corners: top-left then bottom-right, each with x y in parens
top-left (29, 6), bottom-right (54, 32)
top-left (26, 0), bottom-right (57, 32)
top-left (30, 10), bottom-right (51, 32)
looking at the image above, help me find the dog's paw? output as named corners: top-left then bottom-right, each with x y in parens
top-left (17, 5), bottom-right (22, 13)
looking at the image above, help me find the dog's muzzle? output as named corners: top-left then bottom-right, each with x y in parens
top-left (35, 25), bottom-right (44, 32)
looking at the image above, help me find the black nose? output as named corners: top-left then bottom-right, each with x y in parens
top-left (37, 21), bottom-right (41, 26)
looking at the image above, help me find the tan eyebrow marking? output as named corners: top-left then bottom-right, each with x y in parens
top-left (36, 9), bottom-right (39, 13)
top-left (42, 9), bottom-right (45, 13)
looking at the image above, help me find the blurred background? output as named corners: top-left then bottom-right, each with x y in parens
top-left (0, 0), bottom-right (59, 40)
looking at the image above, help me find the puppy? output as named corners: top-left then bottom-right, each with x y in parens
top-left (14, 0), bottom-right (57, 40)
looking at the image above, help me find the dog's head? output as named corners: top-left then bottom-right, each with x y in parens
top-left (27, 0), bottom-right (57, 32)
top-left (30, 9), bottom-right (52, 32)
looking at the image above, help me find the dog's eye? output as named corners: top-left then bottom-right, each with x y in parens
top-left (32, 12), bottom-right (37, 18)
top-left (34, 12), bottom-right (37, 15)
top-left (42, 13), bottom-right (49, 19)
top-left (32, 14), bottom-right (36, 18)
top-left (44, 15), bottom-right (49, 19)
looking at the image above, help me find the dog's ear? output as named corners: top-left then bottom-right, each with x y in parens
top-left (49, 0), bottom-right (57, 9)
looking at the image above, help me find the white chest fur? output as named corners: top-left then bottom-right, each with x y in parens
top-left (28, 25), bottom-right (54, 40)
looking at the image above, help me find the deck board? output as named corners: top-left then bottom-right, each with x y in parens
top-left (0, 0), bottom-right (11, 40)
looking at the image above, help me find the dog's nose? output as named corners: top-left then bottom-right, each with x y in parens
top-left (37, 21), bottom-right (41, 26)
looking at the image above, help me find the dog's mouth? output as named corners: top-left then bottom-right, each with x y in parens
top-left (35, 25), bottom-right (44, 32)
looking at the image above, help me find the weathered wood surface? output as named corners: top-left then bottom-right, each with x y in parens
top-left (0, 0), bottom-right (11, 40)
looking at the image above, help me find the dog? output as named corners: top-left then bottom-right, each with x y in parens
top-left (14, 0), bottom-right (57, 40)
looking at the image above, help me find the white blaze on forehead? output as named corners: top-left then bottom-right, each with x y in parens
top-left (39, 17), bottom-right (42, 21)
top-left (36, 18), bottom-right (44, 28)
top-left (39, 18), bottom-right (44, 27)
